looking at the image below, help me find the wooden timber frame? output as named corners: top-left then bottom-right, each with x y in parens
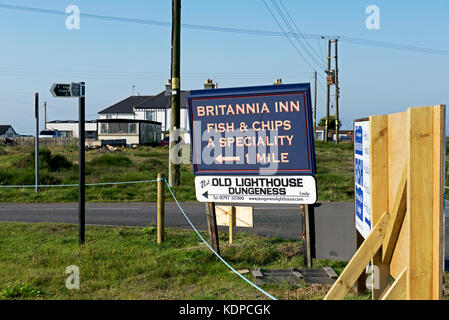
top-left (325, 105), bottom-right (446, 300)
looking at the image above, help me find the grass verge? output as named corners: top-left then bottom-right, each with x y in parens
top-left (0, 222), bottom-right (371, 300)
top-left (0, 142), bottom-right (355, 203)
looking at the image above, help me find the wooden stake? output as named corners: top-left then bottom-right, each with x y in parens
top-left (206, 202), bottom-right (220, 255)
top-left (157, 173), bottom-right (165, 244)
top-left (381, 267), bottom-right (408, 300)
top-left (229, 206), bottom-right (235, 244)
top-left (369, 115), bottom-right (390, 299)
top-left (324, 212), bottom-right (389, 300)
top-left (382, 167), bottom-right (407, 264)
top-left (407, 107), bottom-right (435, 300)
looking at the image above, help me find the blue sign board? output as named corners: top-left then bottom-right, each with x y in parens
top-left (187, 83), bottom-right (316, 176)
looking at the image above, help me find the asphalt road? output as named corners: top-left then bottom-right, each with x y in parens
top-left (1, 201), bottom-right (448, 262)
top-left (0, 202), bottom-right (305, 239)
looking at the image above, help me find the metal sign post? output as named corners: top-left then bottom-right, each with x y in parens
top-left (34, 92), bottom-right (39, 194)
top-left (50, 82), bottom-right (85, 245)
top-left (78, 82), bottom-right (85, 245)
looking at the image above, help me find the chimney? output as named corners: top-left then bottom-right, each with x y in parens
top-left (165, 79), bottom-right (172, 96)
top-left (273, 78), bottom-right (283, 85)
top-left (204, 79), bottom-right (215, 89)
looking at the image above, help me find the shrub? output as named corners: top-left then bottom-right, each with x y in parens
top-left (1, 284), bottom-right (42, 298)
top-left (18, 148), bottom-right (73, 172)
top-left (89, 154), bottom-right (132, 167)
top-left (0, 168), bottom-right (12, 184)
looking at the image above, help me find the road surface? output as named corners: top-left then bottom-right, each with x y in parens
top-left (0, 201), bottom-right (448, 263)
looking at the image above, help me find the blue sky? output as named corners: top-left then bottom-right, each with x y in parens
top-left (0, 0), bottom-right (448, 135)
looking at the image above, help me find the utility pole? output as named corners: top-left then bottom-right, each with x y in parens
top-left (334, 39), bottom-right (340, 144)
top-left (34, 93), bottom-right (39, 193)
top-left (44, 101), bottom-right (47, 130)
top-left (325, 40), bottom-right (331, 142)
top-left (168, 0), bottom-right (181, 188)
top-left (314, 71), bottom-right (317, 137)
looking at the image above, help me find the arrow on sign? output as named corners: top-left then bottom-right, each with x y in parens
top-left (50, 83), bottom-right (71, 97)
top-left (50, 83), bottom-right (82, 98)
top-left (215, 155), bottom-right (241, 164)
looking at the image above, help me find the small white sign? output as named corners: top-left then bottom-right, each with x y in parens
top-left (354, 121), bottom-right (371, 239)
top-left (215, 206), bottom-right (254, 227)
top-left (195, 176), bottom-right (317, 204)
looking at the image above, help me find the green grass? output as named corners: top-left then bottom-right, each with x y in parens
top-left (0, 142), bottom-right (355, 203)
top-left (0, 222), bottom-right (369, 300)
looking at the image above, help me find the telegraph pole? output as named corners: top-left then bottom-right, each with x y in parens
top-left (44, 101), bottom-right (47, 130)
top-left (325, 40), bottom-right (331, 142)
top-left (34, 93), bottom-right (39, 193)
top-left (168, 0), bottom-right (181, 188)
top-left (334, 39), bottom-right (340, 144)
top-left (314, 71), bottom-right (317, 136)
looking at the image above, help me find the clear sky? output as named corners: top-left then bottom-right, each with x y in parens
top-left (0, 0), bottom-right (448, 135)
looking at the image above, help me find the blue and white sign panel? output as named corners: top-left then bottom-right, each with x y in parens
top-left (187, 83), bottom-right (316, 176)
top-left (354, 121), bottom-right (371, 239)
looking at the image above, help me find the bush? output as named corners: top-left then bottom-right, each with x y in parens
top-left (47, 154), bottom-right (72, 171)
top-left (18, 148), bottom-right (73, 172)
top-left (0, 168), bottom-right (12, 184)
top-left (89, 154), bottom-right (132, 167)
top-left (1, 284), bottom-right (41, 298)
top-left (138, 158), bottom-right (166, 171)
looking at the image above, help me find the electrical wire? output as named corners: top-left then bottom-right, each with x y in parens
top-left (262, 0), bottom-right (324, 76)
top-left (0, 3), bottom-right (446, 56)
top-left (272, 0), bottom-right (325, 70)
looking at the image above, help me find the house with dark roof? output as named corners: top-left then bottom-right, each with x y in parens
top-left (98, 95), bottom-right (154, 120)
top-left (97, 80), bottom-right (217, 145)
top-left (0, 125), bottom-right (18, 138)
top-left (98, 81), bottom-right (190, 133)
top-left (97, 80), bottom-right (195, 145)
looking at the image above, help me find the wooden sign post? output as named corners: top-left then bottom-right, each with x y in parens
top-left (205, 202), bottom-right (220, 255)
top-left (325, 105), bottom-right (446, 300)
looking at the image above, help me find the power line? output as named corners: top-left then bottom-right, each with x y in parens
top-left (0, 3), bottom-right (447, 57)
top-left (262, 0), bottom-right (324, 76)
top-left (275, 0), bottom-right (325, 69)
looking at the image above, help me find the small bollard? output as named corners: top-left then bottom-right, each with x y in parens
top-left (157, 173), bottom-right (165, 244)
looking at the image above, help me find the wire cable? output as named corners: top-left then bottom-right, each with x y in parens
top-left (0, 3), bottom-right (447, 56)
top-left (162, 177), bottom-right (278, 300)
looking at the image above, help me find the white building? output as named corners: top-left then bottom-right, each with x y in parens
top-left (97, 81), bottom-right (192, 143)
top-left (46, 120), bottom-right (98, 139)
top-left (97, 119), bottom-right (161, 146)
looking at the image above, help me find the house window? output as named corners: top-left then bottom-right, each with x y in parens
top-left (100, 122), bottom-right (137, 134)
top-left (100, 123), bottom-right (108, 134)
top-left (145, 111), bottom-right (153, 121)
top-left (86, 131), bottom-right (96, 139)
